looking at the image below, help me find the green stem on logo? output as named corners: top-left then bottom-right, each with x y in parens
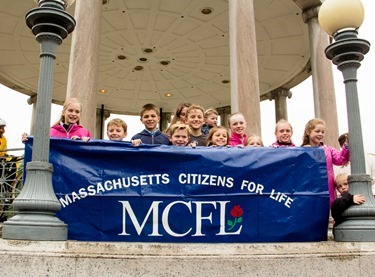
top-left (228, 217), bottom-right (238, 231)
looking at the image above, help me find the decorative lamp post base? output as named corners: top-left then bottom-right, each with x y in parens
top-left (324, 29), bottom-right (375, 242)
top-left (334, 218), bottom-right (375, 242)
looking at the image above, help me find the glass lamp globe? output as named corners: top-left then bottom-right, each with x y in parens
top-left (318, 0), bottom-right (365, 36)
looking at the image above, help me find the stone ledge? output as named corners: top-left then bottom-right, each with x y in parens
top-left (1, 240), bottom-right (375, 276)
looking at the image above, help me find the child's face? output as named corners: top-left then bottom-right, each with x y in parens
top-left (179, 107), bottom-right (189, 124)
top-left (211, 129), bottom-right (228, 146)
top-left (169, 129), bottom-right (189, 146)
top-left (229, 115), bottom-right (246, 135)
top-left (205, 114), bottom-right (218, 128)
top-left (275, 123), bottom-right (292, 143)
top-left (107, 124), bottom-right (127, 141)
top-left (141, 110), bottom-right (160, 131)
top-left (308, 123), bottom-right (326, 146)
top-left (0, 125), bottom-right (5, 137)
top-left (336, 177), bottom-right (349, 195)
top-left (247, 138), bottom-right (263, 147)
top-left (187, 109), bottom-right (204, 130)
top-left (62, 103), bottom-right (81, 125)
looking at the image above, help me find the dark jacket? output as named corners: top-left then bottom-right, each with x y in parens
top-left (331, 193), bottom-right (354, 227)
top-left (131, 129), bottom-right (170, 145)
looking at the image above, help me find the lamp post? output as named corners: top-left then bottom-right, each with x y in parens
top-left (319, 0), bottom-right (375, 241)
top-left (2, 0), bottom-right (75, 240)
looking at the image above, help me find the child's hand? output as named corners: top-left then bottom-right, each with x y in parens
top-left (353, 194), bottom-right (365, 204)
top-left (131, 139), bottom-right (142, 147)
top-left (21, 132), bottom-right (28, 142)
top-left (188, 141), bottom-right (197, 148)
top-left (82, 137), bottom-right (90, 142)
top-left (71, 135), bottom-right (80, 140)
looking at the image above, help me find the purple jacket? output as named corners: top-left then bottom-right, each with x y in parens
top-left (50, 123), bottom-right (91, 139)
top-left (229, 132), bottom-right (247, 146)
top-left (322, 144), bottom-right (350, 207)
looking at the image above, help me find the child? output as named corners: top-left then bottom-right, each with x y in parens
top-left (164, 102), bottom-right (191, 134)
top-left (0, 118), bottom-right (7, 157)
top-left (246, 134), bottom-right (264, 147)
top-left (202, 108), bottom-right (218, 135)
top-left (228, 112), bottom-right (247, 147)
top-left (107, 118), bottom-right (127, 141)
top-left (186, 104), bottom-right (207, 146)
top-left (168, 122), bottom-right (190, 146)
top-left (22, 98), bottom-right (91, 142)
top-left (206, 126), bottom-right (229, 146)
top-left (271, 119), bottom-right (295, 147)
top-left (331, 173), bottom-right (365, 229)
top-left (131, 103), bottom-right (170, 145)
top-left (301, 118), bottom-right (350, 207)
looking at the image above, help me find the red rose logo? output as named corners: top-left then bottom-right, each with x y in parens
top-left (227, 205), bottom-right (243, 230)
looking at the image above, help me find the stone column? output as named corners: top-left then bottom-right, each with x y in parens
top-left (228, 0), bottom-right (261, 135)
top-left (66, 0), bottom-right (102, 135)
top-left (96, 108), bottom-right (111, 139)
top-left (161, 112), bottom-right (172, 132)
top-left (303, 6), bottom-right (339, 149)
top-left (216, 106), bottom-right (231, 128)
top-left (267, 88), bottom-right (292, 123)
top-left (27, 95), bottom-right (37, 135)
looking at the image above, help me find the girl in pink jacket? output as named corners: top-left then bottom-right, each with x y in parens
top-left (22, 98), bottom-right (91, 142)
top-left (301, 118), bottom-right (349, 207)
top-left (49, 98), bottom-right (91, 141)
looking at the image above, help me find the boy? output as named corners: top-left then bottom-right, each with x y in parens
top-left (168, 123), bottom-right (190, 146)
top-left (131, 103), bottom-right (169, 145)
top-left (107, 118), bottom-right (127, 141)
top-left (331, 173), bottom-right (365, 229)
top-left (201, 108), bottom-right (218, 135)
top-left (186, 104), bottom-right (207, 146)
top-left (0, 118), bottom-right (7, 157)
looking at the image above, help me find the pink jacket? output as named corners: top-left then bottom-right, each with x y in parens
top-left (322, 144), bottom-right (350, 207)
top-left (50, 123), bottom-right (91, 139)
top-left (229, 132), bottom-right (247, 146)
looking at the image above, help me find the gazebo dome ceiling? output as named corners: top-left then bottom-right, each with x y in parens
top-left (0, 0), bottom-right (315, 114)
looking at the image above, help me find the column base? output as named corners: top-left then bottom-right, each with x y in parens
top-left (334, 217), bottom-right (375, 242)
top-left (2, 213), bottom-right (67, 241)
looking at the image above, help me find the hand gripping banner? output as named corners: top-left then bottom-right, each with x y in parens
top-left (24, 138), bottom-right (329, 242)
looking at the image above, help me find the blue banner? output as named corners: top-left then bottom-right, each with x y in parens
top-left (24, 138), bottom-right (329, 242)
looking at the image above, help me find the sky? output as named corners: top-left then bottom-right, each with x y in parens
top-left (1, 0), bottom-right (374, 155)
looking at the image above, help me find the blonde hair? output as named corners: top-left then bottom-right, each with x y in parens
top-left (186, 104), bottom-right (205, 118)
top-left (54, 97), bottom-right (82, 125)
top-left (246, 134), bottom-right (264, 147)
top-left (206, 126), bottom-right (229, 146)
top-left (228, 112), bottom-right (245, 126)
top-left (107, 118), bottom-right (127, 132)
top-left (168, 122), bottom-right (190, 138)
top-left (301, 118), bottom-right (326, 146)
top-left (204, 108), bottom-right (218, 118)
top-left (334, 173), bottom-right (348, 188)
top-left (275, 119), bottom-right (293, 132)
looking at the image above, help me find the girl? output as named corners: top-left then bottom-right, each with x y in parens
top-left (271, 119), bottom-right (295, 147)
top-left (301, 118), bottom-right (349, 207)
top-left (228, 112), bottom-right (247, 146)
top-left (168, 122), bottom-right (190, 146)
top-left (206, 126), bottom-right (229, 146)
top-left (246, 134), bottom-right (264, 147)
top-left (164, 102), bottom-right (192, 134)
top-left (22, 98), bottom-right (91, 142)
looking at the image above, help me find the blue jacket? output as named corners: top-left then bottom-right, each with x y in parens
top-left (131, 129), bottom-right (170, 145)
